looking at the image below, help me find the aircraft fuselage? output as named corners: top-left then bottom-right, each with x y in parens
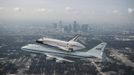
top-left (36, 37), bottom-right (85, 51)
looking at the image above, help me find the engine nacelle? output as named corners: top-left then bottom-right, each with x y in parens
top-left (46, 57), bottom-right (55, 60)
top-left (56, 60), bottom-right (64, 63)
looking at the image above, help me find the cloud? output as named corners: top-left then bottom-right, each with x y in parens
top-left (128, 8), bottom-right (134, 13)
top-left (0, 7), bottom-right (4, 10)
top-left (105, 9), bottom-right (123, 16)
top-left (65, 6), bottom-right (73, 11)
top-left (65, 6), bottom-right (79, 14)
top-left (112, 10), bottom-right (119, 14)
top-left (13, 7), bottom-right (21, 12)
top-left (36, 8), bottom-right (46, 12)
top-left (111, 9), bottom-right (122, 15)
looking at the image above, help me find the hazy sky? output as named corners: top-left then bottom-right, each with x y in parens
top-left (0, 0), bottom-right (134, 23)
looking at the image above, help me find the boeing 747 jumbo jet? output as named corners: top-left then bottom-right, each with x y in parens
top-left (36, 35), bottom-right (85, 51)
top-left (21, 42), bottom-right (107, 63)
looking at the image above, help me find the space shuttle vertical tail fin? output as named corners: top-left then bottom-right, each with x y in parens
top-left (69, 34), bottom-right (80, 42)
top-left (86, 42), bottom-right (107, 59)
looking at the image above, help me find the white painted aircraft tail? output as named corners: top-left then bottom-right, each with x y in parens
top-left (86, 42), bottom-right (107, 59)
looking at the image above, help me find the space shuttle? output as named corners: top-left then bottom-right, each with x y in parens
top-left (36, 35), bottom-right (85, 51)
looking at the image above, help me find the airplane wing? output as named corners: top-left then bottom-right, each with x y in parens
top-left (45, 53), bottom-right (74, 62)
top-left (69, 34), bottom-right (80, 42)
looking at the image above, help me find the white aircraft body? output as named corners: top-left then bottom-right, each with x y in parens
top-left (36, 35), bottom-right (85, 51)
top-left (21, 42), bottom-right (107, 63)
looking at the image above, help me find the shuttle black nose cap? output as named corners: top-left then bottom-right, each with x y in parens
top-left (36, 40), bottom-right (43, 44)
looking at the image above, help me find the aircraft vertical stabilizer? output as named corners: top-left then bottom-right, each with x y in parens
top-left (86, 42), bottom-right (107, 59)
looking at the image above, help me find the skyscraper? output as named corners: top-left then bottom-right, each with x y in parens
top-left (59, 20), bottom-right (63, 29)
top-left (73, 21), bottom-right (80, 33)
top-left (81, 24), bottom-right (89, 33)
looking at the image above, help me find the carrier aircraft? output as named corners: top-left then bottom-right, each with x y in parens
top-left (21, 42), bottom-right (107, 63)
top-left (36, 35), bottom-right (85, 52)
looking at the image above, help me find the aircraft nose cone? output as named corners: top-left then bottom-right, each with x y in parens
top-left (21, 45), bottom-right (28, 50)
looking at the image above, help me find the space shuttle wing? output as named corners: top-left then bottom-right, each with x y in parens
top-left (45, 53), bottom-right (74, 62)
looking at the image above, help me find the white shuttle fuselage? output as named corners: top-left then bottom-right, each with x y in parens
top-left (36, 35), bottom-right (85, 51)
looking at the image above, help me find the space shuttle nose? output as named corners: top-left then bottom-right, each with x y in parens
top-left (36, 39), bottom-right (43, 44)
